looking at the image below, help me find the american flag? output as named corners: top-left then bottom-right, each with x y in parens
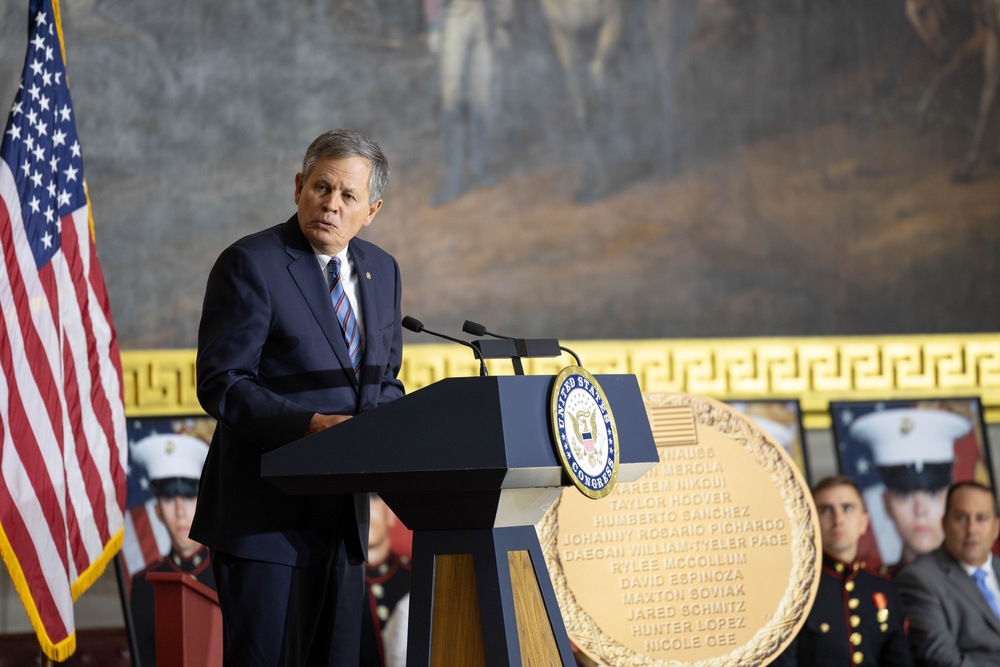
top-left (0, 0), bottom-right (127, 661)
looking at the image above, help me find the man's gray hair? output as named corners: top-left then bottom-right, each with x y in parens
top-left (301, 129), bottom-right (390, 205)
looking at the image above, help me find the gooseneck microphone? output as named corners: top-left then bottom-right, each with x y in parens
top-left (462, 320), bottom-right (583, 367)
top-left (461, 320), bottom-right (495, 338)
top-left (402, 316), bottom-right (488, 376)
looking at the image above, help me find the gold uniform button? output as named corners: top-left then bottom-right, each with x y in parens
top-left (845, 581), bottom-right (856, 592)
top-left (836, 563), bottom-right (845, 573)
top-left (877, 609), bottom-right (889, 622)
top-left (372, 583), bottom-right (385, 599)
top-left (850, 632), bottom-right (862, 645)
top-left (820, 623), bottom-right (830, 633)
top-left (850, 615), bottom-right (861, 628)
top-left (881, 623), bottom-right (888, 632)
top-left (849, 598), bottom-right (860, 609)
top-left (853, 652), bottom-right (864, 664)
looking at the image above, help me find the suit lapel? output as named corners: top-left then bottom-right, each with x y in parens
top-left (940, 549), bottom-right (1000, 632)
top-left (350, 242), bottom-right (380, 396)
top-left (284, 220), bottom-right (358, 386)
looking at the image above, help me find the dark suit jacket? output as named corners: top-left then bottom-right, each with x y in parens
top-left (894, 547), bottom-right (1000, 667)
top-left (190, 215), bottom-right (404, 567)
top-left (772, 555), bottom-right (912, 667)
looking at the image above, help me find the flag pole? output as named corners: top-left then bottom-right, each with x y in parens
top-left (115, 553), bottom-right (142, 667)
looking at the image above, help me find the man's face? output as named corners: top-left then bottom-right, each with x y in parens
top-left (295, 155), bottom-right (382, 256)
top-left (815, 484), bottom-right (869, 563)
top-left (943, 486), bottom-right (1000, 567)
top-left (368, 495), bottom-right (393, 551)
top-left (154, 495), bottom-right (200, 559)
top-left (883, 487), bottom-right (946, 563)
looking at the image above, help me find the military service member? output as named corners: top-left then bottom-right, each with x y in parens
top-left (774, 476), bottom-right (913, 666)
top-left (360, 494), bottom-right (412, 666)
top-left (129, 433), bottom-right (214, 667)
top-left (850, 407), bottom-right (970, 571)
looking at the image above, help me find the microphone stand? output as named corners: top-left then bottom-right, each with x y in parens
top-left (462, 320), bottom-right (582, 374)
top-left (403, 316), bottom-right (488, 376)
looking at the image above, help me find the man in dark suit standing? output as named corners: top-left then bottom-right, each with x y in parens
top-left (191, 129), bottom-right (404, 666)
top-left (895, 482), bottom-right (1000, 666)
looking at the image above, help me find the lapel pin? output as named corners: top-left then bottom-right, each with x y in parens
top-left (366, 272), bottom-right (372, 279)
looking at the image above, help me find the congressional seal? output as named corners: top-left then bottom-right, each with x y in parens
top-left (550, 366), bottom-right (620, 500)
top-left (539, 392), bottom-right (821, 666)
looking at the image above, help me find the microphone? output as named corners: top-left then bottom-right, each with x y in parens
top-left (462, 320), bottom-right (495, 338)
top-left (462, 320), bottom-right (583, 366)
top-left (402, 316), bottom-right (488, 376)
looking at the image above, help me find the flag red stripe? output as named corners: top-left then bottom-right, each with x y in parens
top-left (59, 217), bottom-right (112, 555)
top-left (60, 339), bottom-right (93, 577)
top-left (41, 246), bottom-right (61, 352)
top-left (0, 297), bottom-right (71, 641)
top-left (0, 205), bottom-right (71, 572)
top-left (0, 472), bottom-right (69, 642)
top-left (0, 212), bottom-right (65, 448)
top-left (85, 233), bottom-right (127, 509)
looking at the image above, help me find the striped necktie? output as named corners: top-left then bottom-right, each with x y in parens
top-left (973, 569), bottom-right (1000, 621)
top-left (327, 257), bottom-right (362, 379)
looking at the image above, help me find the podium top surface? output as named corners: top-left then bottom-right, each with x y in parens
top-left (145, 572), bottom-right (220, 605)
top-left (261, 374), bottom-right (657, 495)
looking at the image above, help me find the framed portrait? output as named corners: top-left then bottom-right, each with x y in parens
top-left (830, 398), bottom-right (993, 573)
top-left (122, 415), bottom-right (215, 588)
top-left (121, 415), bottom-right (216, 666)
top-left (728, 399), bottom-right (809, 480)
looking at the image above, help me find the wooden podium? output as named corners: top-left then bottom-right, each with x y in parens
top-left (262, 374), bottom-right (658, 667)
top-left (146, 572), bottom-right (223, 667)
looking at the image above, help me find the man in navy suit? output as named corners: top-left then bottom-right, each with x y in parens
top-left (191, 129), bottom-right (405, 666)
top-left (895, 482), bottom-right (1000, 666)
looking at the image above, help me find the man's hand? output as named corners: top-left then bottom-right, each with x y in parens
top-left (305, 413), bottom-right (352, 436)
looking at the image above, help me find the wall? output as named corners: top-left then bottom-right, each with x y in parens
top-left (1, 0), bottom-right (998, 348)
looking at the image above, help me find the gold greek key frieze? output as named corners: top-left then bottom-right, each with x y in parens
top-left (120, 334), bottom-right (1000, 426)
top-left (120, 350), bottom-right (201, 417)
